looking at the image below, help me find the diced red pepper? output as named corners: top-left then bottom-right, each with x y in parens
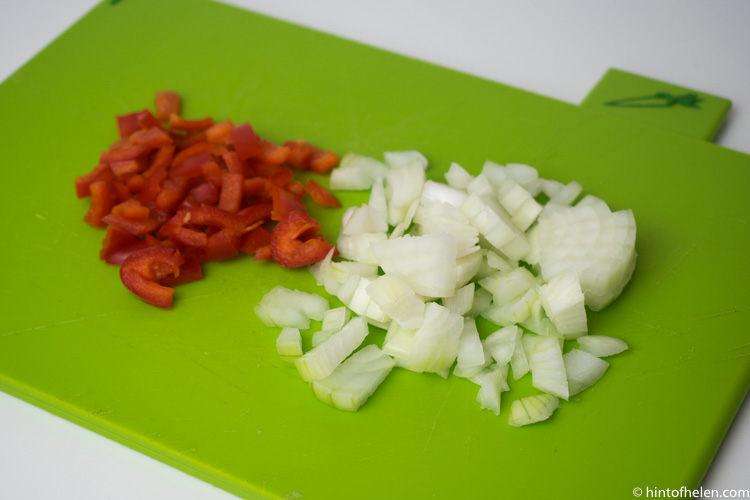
top-left (206, 120), bottom-right (234, 144)
top-left (117, 112), bottom-right (142, 139)
top-left (137, 109), bottom-right (163, 130)
top-left (75, 164), bottom-right (113, 198)
top-left (257, 139), bottom-right (291, 165)
top-left (169, 113), bottom-right (215, 131)
top-left (254, 245), bottom-right (272, 261)
top-left (269, 210), bottom-right (334, 268)
top-left (130, 127), bottom-right (173, 149)
top-left (160, 254), bottom-right (203, 286)
top-left (305, 178), bottom-right (341, 208)
top-left (243, 177), bottom-right (267, 198)
top-left (286, 181), bottom-right (306, 198)
top-left (239, 225), bottom-right (272, 255)
top-left (284, 139), bottom-right (317, 169)
top-left (236, 202), bottom-right (273, 230)
top-left (267, 166), bottom-right (294, 190)
top-left (126, 173), bottom-right (145, 194)
top-left (155, 177), bottom-right (189, 212)
top-left (169, 152), bottom-right (213, 180)
top-left (222, 151), bottom-right (245, 176)
top-left (218, 172), bottom-right (244, 213)
top-left (231, 123), bottom-right (262, 160)
top-left (120, 247), bottom-right (184, 308)
top-left (155, 91), bottom-right (181, 122)
top-left (271, 186), bottom-right (305, 221)
top-left (101, 212), bottom-right (164, 236)
top-left (140, 165), bottom-right (167, 204)
top-left (100, 225), bottom-right (140, 263)
top-left (84, 180), bottom-right (115, 228)
top-left (100, 142), bottom-right (148, 164)
top-left (111, 198), bottom-right (150, 220)
top-left (308, 150), bottom-right (340, 173)
top-left (190, 181), bottom-right (219, 204)
top-left (171, 141), bottom-right (218, 167)
top-left (144, 145), bottom-right (175, 177)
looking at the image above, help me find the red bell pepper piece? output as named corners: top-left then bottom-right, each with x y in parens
top-left (190, 181), bottom-right (220, 204)
top-left (169, 113), bottom-right (215, 131)
top-left (257, 139), bottom-right (290, 165)
top-left (206, 120), bottom-right (234, 145)
top-left (137, 109), bottom-right (163, 130)
top-left (75, 164), bottom-right (113, 198)
top-left (84, 180), bottom-right (115, 228)
top-left (270, 186), bottom-right (305, 221)
top-left (159, 254), bottom-right (203, 286)
top-left (140, 165), bottom-right (167, 204)
top-left (218, 172), bottom-right (244, 213)
top-left (171, 141), bottom-right (219, 167)
top-left (308, 150), bottom-right (340, 173)
top-left (111, 198), bottom-right (150, 220)
top-left (116, 112), bottom-right (142, 139)
top-left (130, 127), bottom-right (173, 149)
top-left (155, 91), bottom-right (181, 122)
top-left (120, 247), bottom-right (184, 308)
top-left (269, 210), bottom-right (334, 268)
top-left (284, 139), bottom-right (316, 169)
top-left (100, 225), bottom-right (140, 263)
top-left (243, 177), bottom-right (267, 198)
top-left (254, 245), bottom-right (272, 261)
top-left (231, 123), bottom-right (262, 160)
top-left (239, 225), bottom-right (272, 255)
top-left (304, 178), bottom-right (341, 208)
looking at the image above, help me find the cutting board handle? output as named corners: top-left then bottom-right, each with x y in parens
top-left (581, 68), bottom-right (731, 142)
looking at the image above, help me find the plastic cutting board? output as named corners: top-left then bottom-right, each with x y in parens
top-left (1, 0), bottom-right (749, 498)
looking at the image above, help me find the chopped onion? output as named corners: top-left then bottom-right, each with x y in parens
top-left (484, 326), bottom-right (520, 366)
top-left (524, 334), bottom-right (569, 400)
top-left (311, 345), bottom-right (396, 412)
top-left (577, 335), bottom-right (629, 357)
top-left (404, 302), bottom-right (463, 377)
top-left (564, 349), bottom-right (609, 396)
top-left (295, 316), bottom-right (369, 382)
top-left (341, 204), bottom-right (388, 235)
top-left (475, 363), bottom-right (510, 415)
top-left (453, 318), bottom-right (490, 378)
top-left (254, 286), bottom-right (329, 329)
top-left (442, 282), bottom-right (475, 316)
top-left (508, 394), bottom-right (559, 427)
top-left (384, 150), bottom-right (428, 170)
top-left (445, 162), bottom-right (473, 189)
top-left (330, 153), bottom-right (389, 190)
top-left (538, 271), bottom-right (588, 337)
top-left (385, 161), bottom-right (425, 226)
top-left (366, 273), bottom-right (425, 330)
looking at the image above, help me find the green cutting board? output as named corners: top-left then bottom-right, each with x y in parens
top-left (1, 1), bottom-right (749, 499)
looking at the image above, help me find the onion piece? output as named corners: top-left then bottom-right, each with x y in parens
top-left (577, 335), bottom-right (629, 357)
top-left (524, 334), bottom-right (569, 400)
top-left (254, 286), bottom-right (329, 329)
top-left (453, 318), bottom-right (490, 378)
top-left (538, 271), bottom-right (588, 337)
top-left (564, 349), bottom-right (609, 396)
top-left (366, 273), bottom-right (425, 330)
top-left (483, 326), bottom-right (520, 366)
top-left (508, 394), bottom-right (559, 427)
top-left (475, 363), bottom-right (510, 415)
top-left (295, 316), bottom-right (368, 382)
top-left (311, 345), bottom-right (396, 411)
top-left (405, 302), bottom-right (463, 377)
top-left (385, 161), bottom-right (425, 226)
top-left (330, 153), bottom-right (389, 190)
top-left (445, 162), bottom-right (473, 189)
top-left (384, 150), bottom-right (428, 170)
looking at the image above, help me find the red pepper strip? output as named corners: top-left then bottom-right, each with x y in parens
top-left (201, 161), bottom-right (223, 186)
top-left (190, 181), bottom-right (219, 204)
top-left (112, 179), bottom-right (132, 203)
top-left (254, 245), bottom-right (272, 261)
top-left (305, 178), bottom-right (341, 207)
top-left (110, 158), bottom-right (144, 177)
top-left (100, 142), bottom-right (148, 164)
top-left (169, 152), bottom-right (213, 180)
top-left (218, 172), bottom-right (244, 213)
top-left (160, 254), bottom-right (202, 286)
top-left (155, 91), bottom-right (181, 122)
top-left (75, 163), bottom-right (113, 198)
top-left (120, 247), bottom-right (184, 308)
top-left (169, 113), bottom-right (215, 131)
top-left (243, 177), bottom-right (267, 198)
top-left (101, 212), bottom-right (164, 236)
top-left (267, 166), bottom-right (294, 191)
top-left (129, 127), bottom-right (173, 149)
top-left (222, 151), bottom-right (246, 176)
top-left (203, 229), bottom-right (240, 262)
top-left (163, 206), bottom-right (241, 251)
top-left (257, 139), bottom-right (290, 165)
top-left (308, 150), bottom-right (340, 173)
top-left (239, 225), bottom-right (271, 255)
top-left (284, 139), bottom-right (317, 169)
top-left (178, 131), bottom-right (209, 149)
top-left (247, 161), bottom-right (280, 178)
top-left (137, 109), bottom-right (163, 130)
top-left (143, 145), bottom-right (174, 178)
top-left (84, 180), bottom-right (115, 228)
top-left (231, 123), bottom-right (262, 160)
top-left (206, 120), bottom-right (234, 144)
top-left (155, 177), bottom-right (189, 212)
top-left (126, 173), bottom-right (145, 194)
top-left (116, 112), bottom-right (141, 139)
top-left (269, 210), bottom-right (334, 268)
top-left (171, 141), bottom-right (219, 167)
top-left (111, 198), bottom-right (150, 220)
top-left (286, 181), bottom-right (306, 198)
top-left (236, 202), bottom-right (273, 231)
top-left (271, 186), bottom-right (305, 221)
top-left (100, 225), bottom-right (140, 262)
top-left (140, 165), bottom-right (167, 204)
top-left (103, 232), bottom-right (161, 266)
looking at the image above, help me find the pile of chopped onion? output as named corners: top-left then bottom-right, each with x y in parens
top-left (256, 151), bottom-right (634, 423)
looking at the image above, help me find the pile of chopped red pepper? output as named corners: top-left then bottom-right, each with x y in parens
top-left (76, 91), bottom-right (340, 309)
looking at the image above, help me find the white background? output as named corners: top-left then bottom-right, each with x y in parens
top-left (1, 1), bottom-right (748, 498)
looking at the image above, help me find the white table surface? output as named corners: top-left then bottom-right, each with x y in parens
top-left (1, 1), bottom-right (748, 498)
